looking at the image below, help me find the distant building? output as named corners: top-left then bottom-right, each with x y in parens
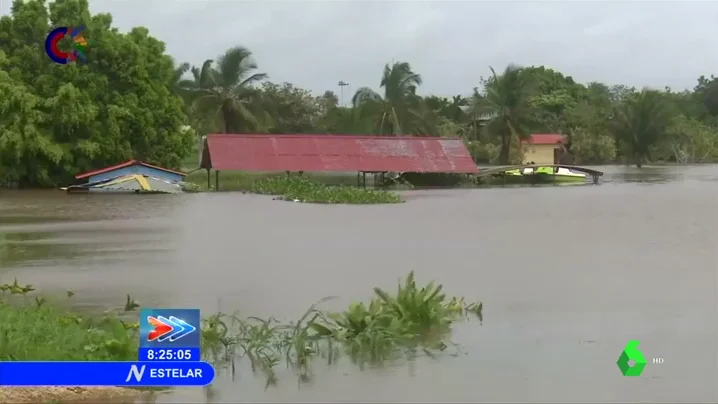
top-left (521, 134), bottom-right (568, 165)
top-left (75, 160), bottom-right (186, 184)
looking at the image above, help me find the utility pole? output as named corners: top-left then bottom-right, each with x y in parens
top-left (338, 80), bottom-right (349, 107)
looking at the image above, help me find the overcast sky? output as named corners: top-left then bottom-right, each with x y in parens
top-left (5, 1), bottom-right (718, 99)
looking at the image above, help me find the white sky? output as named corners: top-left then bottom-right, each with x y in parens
top-left (4, 0), bottom-right (718, 97)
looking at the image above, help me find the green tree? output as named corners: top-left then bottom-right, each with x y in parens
top-left (523, 66), bottom-right (586, 133)
top-left (666, 114), bottom-right (718, 163)
top-left (468, 64), bottom-right (536, 164)
top-left (260, 82), bottom-right (321, 133)
top-left (567, 128), bottom-right (617, 164)
top-left (612, 89), bottom-right (673, 167)
top-left (424, 95), bottom-right (468, 123)
top-left (0, 0), bottom-right (193, 187)
top-left (179, 47), bottom-right (270, 133)
top-left (351, 62), bottom-right (426, 135)
top-left (694, 75), bottom-right (718, 118)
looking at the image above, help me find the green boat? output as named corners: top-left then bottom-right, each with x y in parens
top-left (501, 166), bottom-right (587, 183)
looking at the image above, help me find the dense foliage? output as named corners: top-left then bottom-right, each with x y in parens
top-left (3, 0), bottom-right (718, 187)
top-left (0, 0), bottom-right (193, 187)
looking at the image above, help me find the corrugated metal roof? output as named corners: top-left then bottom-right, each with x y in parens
top-left (201, 134), bottom-right (478, 173)
top-left (75, 160), bottom-right (186, 179)
top-left (523, 134), bottom-right (568, 145)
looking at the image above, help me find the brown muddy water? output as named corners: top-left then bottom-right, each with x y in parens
top-left (1, 165), bottom-right (717, 403)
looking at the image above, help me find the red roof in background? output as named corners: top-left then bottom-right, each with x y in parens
top-left (75, 160), bottom-right (186, 179)
top-left (202, 134), bottom-right (479, 173)
top-left (523, 134), bottom-right (568, 145)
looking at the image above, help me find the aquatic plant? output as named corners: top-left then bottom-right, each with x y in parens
top-left (200, 271), bottom-right (482, 384)
top-left (0, 280), bottom-right (139, 361)
top-left (248, 176), bottom-right (403, 204)
top-left (0, 272), bottom-right (481, 387)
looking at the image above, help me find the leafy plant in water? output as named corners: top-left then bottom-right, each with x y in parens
top-left (1, 273), bottom-right (482, 388)
top-left (311, 271), bottom-right (483, 365)
top-left (249, 176), bottom-right (403, 204)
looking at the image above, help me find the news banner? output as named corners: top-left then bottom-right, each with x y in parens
top-left (0, 309), bottom-right (215, 387)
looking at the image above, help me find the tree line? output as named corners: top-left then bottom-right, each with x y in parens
top-left (2, 0), bottom-right (718, 187)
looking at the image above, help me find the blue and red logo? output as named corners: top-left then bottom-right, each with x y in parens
top-left (139, 309), bottom-right (200, 348)
top-left (45, 25), bottom-right (89, 64)
top-left (146, 315), bottom-right (196, 342)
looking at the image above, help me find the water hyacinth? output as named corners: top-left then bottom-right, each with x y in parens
top-left (248, 176), bottom-right (403, 204)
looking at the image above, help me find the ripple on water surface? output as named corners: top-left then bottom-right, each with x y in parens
top-left (0, 166), bottom-right (717, 402)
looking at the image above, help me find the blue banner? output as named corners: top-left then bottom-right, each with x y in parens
top-left (0, 361), bottom-right (215, 386)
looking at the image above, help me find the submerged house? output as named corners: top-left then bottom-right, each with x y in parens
top-left (521, 134), bottom-right (569, 165)
top-left (75, 160), bottom-right (186, 183)
top-left (65, 160), bottom-right (187, 193)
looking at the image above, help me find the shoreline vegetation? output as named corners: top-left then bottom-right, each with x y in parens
top-left (4, 0), bottom-right (718, 190)
top-left (0, 273), bottom-right (482, 402)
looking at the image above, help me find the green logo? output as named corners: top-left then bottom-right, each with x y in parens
top-left (617, 340), bottom-right (647, 376)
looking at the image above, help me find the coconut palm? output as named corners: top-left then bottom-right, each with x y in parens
top-left (178, 46), bottom-right (270, 133)
top-left (468, 64), bottom-right (536, 164)
top-left (612, 89), bottom-right (671, 167)
top-left (351, 62), bottom-right (425, 135)
top-left (172, 62), bottom-right (190, 91)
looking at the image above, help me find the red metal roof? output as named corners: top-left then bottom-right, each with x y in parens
top-left (75, 160), bottom-right (186, 179)
top-left (201, 134), bottom-right (479, 173)
top-left (523, 134), bottom-right (568, 145)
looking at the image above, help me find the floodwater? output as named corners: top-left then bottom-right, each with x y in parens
top-left (1, 165), bottom-right (716, 403)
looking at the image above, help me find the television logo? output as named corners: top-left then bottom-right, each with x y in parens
top-left (45, 25), bottom-right (89, 64)
top-left (147, 315), bottom-right (195, 342)
top-left (617, 340), bottom-right (664, 376)
top-left (125, 364), bottom-right (146, 382)
top-left (139, 309), bottom-right (200, 348)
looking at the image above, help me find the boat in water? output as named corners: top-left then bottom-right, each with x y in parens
top-left (502, 166), bottom-right (587, 183)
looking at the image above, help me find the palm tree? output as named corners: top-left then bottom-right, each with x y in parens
top-left (172, 62), bottom-right (190, 92)
top-left (178, 46), bottom-right (270, 133)
top-left (612, 89), bottom-right (671, 167)
top-left (351, 61), bottom-right (425, 135)
top-left (468, 64), bottom-right (536, 164)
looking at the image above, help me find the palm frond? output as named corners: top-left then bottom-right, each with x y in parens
top-left (217, 46), bottom-right (256, 88)
top-left (238, 72), bottom-right (269, 89)
top-left (352, 87), bottom-right (382, 107)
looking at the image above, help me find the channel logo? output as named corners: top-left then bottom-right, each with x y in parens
top-left (147, 315), bottom-right (196, 342)
top-left (139, 309), bottom-right (200, 348)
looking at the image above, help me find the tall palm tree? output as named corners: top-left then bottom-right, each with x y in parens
top-left (612, 89), bottom-right (671, 167)
top-left (178, 46), bottom-right (270, 133)
top-left (468, 64), bottom-right (536, 164)
top-left (351, 61), bottom-right (425, 135)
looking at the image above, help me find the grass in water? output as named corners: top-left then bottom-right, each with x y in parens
top-left (0, 272), bottom-right (481, 388)
top-left (248, 176), bottom-right (402, 204)
top-left (0, 280), bottom-right (139, 361)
